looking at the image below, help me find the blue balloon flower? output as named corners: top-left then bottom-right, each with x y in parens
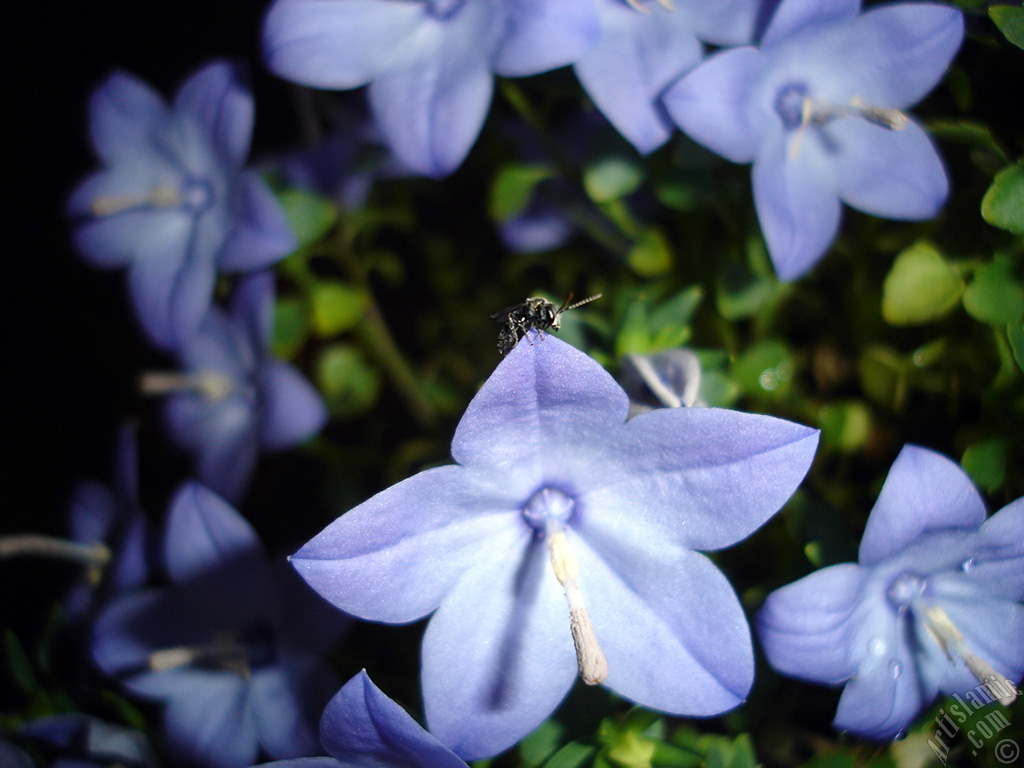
top-left (757, 444), bottom-right (1024, 739)
top-left (262, 0), bottom-right (600, 177)
top-left (65, 424), bottom-right (149, 618)
top-left (92, 483), bottom-right (349, 768)
top-left (146, 272), bottom-right (327, 503)
top-left (663, 0), bottom-right (963, 280)
top-left (67, 61), bottom-right (297, 348)
top-left (292, 330), bottom-right (819, 759)
top-left (574, 0), bottom-right (762, 154)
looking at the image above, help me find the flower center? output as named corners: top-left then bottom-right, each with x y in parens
top-left (425, 0), bottom-right (464, 20)
top-left (89, 177), bottom-right (215, 218)
top-left (886, 571), bottom-right (928, 610)
top-left (774, 82), bottom-right (811, 130)
top-left (522, 487), bottom-right (576, 534)
top-left (148, 624), bottom-right (277, 679)
top-left (139, 370), bottom-right (235, 402)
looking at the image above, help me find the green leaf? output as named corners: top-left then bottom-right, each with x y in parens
top-left (584, 156), bottom-right (644, 203)
top-left (3, 629), bottom-right (36, 694)
top-left (272, 297), bottom-right (310, 359)
top-left (311, 282), bottom-right (369, 337)
top-left (962, 256), bottom-right (1024, 325)
top-left (881, 242), bottom-right (964, 325)
top-left (991, 5), bottom-right (1024, 50)
top-left (1008, 319), bottom-right (1024, 372)
top-left (490, 163), bottom-right (555, 221)
top-left (519, 720), bottom-right (566, 768)
top-left (627, 227), bottom-right (673, 277)
top-left (716, 261), bottom-right (780, 321)
top-left (982, 161), bottom-right (1024, 235)
top-left (817, 400), bottom-right (872, 453)
top-left (316, 344), bottom-right (381, 417)
top-left (543, 741), bottom-right (597, 768)
top-left (962, 437), bottom-right (1008, 493)
top-left (733, 340), bottom-right (794, 399)
top-left (279, 188), bottom-right (339, 248)
top-left (647, 285), bottom-right (703, 337)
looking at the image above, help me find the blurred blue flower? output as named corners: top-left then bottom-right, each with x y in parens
top-left (574, 0), bottom-right (761, 154)
top-left (292, 330), bottom-right (818, 759)
top-left (619, 348), bottom-right (705, 416)
top-left (93, 482), bottom-right (348, 768)
top-left (65, 424), bottom-right (149, 618)
top-left (67, 61), bottom-right (297, 348)
top-left (21, 714), bottom-right (156, 768)
top-left (262, 0), bottom-right (600, 177)
top-left (250, 670), bottom-right (470, 768)
top-left (663, 0), bottom-right (963, 280)
top-left (144, 272), bottom-right (327, 503)
top-left (757, 445), bottom-right (1024, 739)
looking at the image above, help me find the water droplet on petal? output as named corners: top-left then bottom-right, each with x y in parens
top-left (890, 661), bottom-right (903, 679)
top-left (894, 729), bottom-right (907, 741)
top-left (869, 637), bottom-right (887, 656)
top-left (961, 557), bottom-right (977, 573)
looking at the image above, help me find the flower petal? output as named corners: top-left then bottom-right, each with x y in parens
top-left (175, 61), bottom-right (254, 166)
top-left (367, 29), bottom-right (493, 177)
top-left (757, 564), bottom-right (865, 684)
top-left (291, 466), bottom-right (525, 623)
top-left (164, 482), bottom-right (262, 583)
top-left (493, 0), bottom-right (599, 77)
top-left (451, 332), bottom-right (629, 477)
top-left (938, 595), bottom-right (1024, 689)
top-left (68, 481), bottom-right (116, 545)
top-left (574, 3), bottom-right (701, 154)
top-left (162, 674), bottom-right (257, 768)
top-left (974, 498), bottom-right (1024, 600)
top-left (834, 595), bottom-right (925, 739)
top-left (832, 3), bottom-right (964, 108)
top-left (88, 71), bottom-right (171, 166)
top-left (663, 47), bottom-right (765, 164)
top-left (219, 172), bottom-right (298, 271)
top-left (320, 670), bottom-right (468, 768)
top-left (422, 535), bottom-right (576, 760)
top-left (125, 229), bottom-right (194, 348)
top-left (859, 445), bottom-right (987, 567)
top-left (761, 0), bottom-right (861, 49)
top-left (231, 271), bottom-right (275, 354)
top-left (262, 0), bottom-right (422, 90)
top-left (578, 408), bottom-right (818, 551)
top-left (250, 658), bottom-right (329, 759)
top-left (830, 118), bottom-right (948, 219)
top-left (575, 536), bottom-right (753, 715)
top-left (256, 360), bottom-right (328, 450)
top-left (753, 134), bottom-right (842, 280)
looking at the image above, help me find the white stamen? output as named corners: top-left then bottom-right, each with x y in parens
top-left (925, 606), bottom-right (1017, 706)
top-left (139, 371), bottom-right (234, 402)
top-left (90, 185), bottom-right (183, 217)
top-left (0, 535), bottom-right (110, 585)
top-left (789, 95), bottom-right (908, 160)
top-left (148, 634), bottom-right (251, 678)
top-left (548, 530), bottom-right (608, 685)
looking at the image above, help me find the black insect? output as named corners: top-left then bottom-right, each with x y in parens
top-left (491, 293), bottom-right (602, 356)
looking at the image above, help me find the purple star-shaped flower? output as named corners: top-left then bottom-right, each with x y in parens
top-left (92, 482), bottom-right (348, 768)
top-left (292, 331), bottom-right (819, 759)
top-left (65, 424), bottom-right (149, 618)
top-left (147, 272), bottom-right (327, 503)
top-left (250, 670), bottom-right (471, 768)
top-left (574, 0), bottom-right (761, 154)
top-left (757, 445), bottom-right (1024, 739)
top-left (67, 61), bottom-right (297, 347)
top-left (663, 0), bottom-right (963, 280)
top-left (262, 0), bottom-right (600, 177)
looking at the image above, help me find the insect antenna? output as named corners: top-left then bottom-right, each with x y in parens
top-left (564, 293), bottom-right (603, 312)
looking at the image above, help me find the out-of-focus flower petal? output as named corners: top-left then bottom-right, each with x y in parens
top-left (859, 445), bottom-right (987, 566)
top-left (175, 61), bottom-right (254, 166)
top-left (162, 674), bottom-right (257, 768)
top-left (89, 72), bottom-right (171, 166)
top-left (220, 174), bottom-right (298, 271)
top-left (256, 361), bottom-right (329, 451)
top-left (761, 0), bottom-right (861, 48)
top-left (757, 563), bottom-right (864, 683)
top-left (752, 135), bottom-right (842, 280)
top-left (831, 118), bottom-right (948, 219)
top-left (493, 0), bottom-right (600, 77)
top-left (663, 47), bottom-right (765, 164)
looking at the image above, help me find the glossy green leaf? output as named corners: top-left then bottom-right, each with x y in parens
top-left (962, 436), bottom-right (1008, 492)
top-left (272, 297), bottom-right (310, 360)
top-left (543, 741), bottom-right (597, 768)
top-left (1008, 319), bottom-right (1024, 372)
top-left (716, 261), bottom-right (779, 321)
top-left (311, 282), bottom-right (369, 337)
top-left (981, 161), bottom-right (1024, 235)
top-left (881, 242), bottom-right (963, 325)
top-left (990, 5), bottom-right (1024, 50)
top-left (584, 156), bottom-right (644, 203)
top-left (818, 400), bottom-right (872, 453)
top-left (490, 163), bottom-right (555, 221)
top-left (627, 227), bottom-right (673, 277)
top-left (316, 344), bottom-right (381, 417)
top-left (962, 256), bottom-right (1024, 325)
top-left (733, 340), bottom-right (794, 398)
top-left (279, 188), bottom-right (339, 248)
